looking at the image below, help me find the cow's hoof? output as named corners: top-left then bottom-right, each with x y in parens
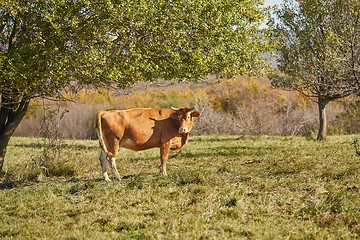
top-left (104, 177), bottom-right (111, 182)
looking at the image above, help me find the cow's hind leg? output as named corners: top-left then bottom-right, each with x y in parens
top-left (99, 150), bottom-right (111, 182)
top-left (106, 138), bottom-right (121, 181)
top-left (110, 157), bottom-right (121, 181)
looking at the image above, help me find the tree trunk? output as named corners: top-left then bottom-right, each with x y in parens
top-left (317, 97), bottom-right (328, 141)
top-left (0, 131), bottom-right (12, 172)
top-left (0, 96), bottom-right (30, 171)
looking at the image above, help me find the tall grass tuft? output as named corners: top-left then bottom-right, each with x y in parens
top-left (353, 139), bottom-right (360, 157)
top-left (8, 102), bottom-right (78, 182)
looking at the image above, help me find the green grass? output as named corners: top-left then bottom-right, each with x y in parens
top-left (1, 135), bottom-right (359, 239)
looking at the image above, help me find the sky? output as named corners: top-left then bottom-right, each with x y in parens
top-left (264, 0), bottom-right (283, 7)
top-left (264, 0), bottom-right (284, 24)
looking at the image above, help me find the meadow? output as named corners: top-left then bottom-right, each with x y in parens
top-left (0, 134), bottom-right (359, 239)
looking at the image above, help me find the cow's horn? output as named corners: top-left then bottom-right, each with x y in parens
top-left (190, 106), bottom-right (196, 111)
top-left (171, 107), bottom-right (180, 110)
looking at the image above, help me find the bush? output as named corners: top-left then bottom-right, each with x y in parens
top-left (8, 103), bottom-right (79, 182)
top-left (329, 98), bottom-right (360, 135)
top-left (203, 78), bottom-right (320, 136)
top-left (13, 78), bottom-right (358, 139)
top-left (193, 100), bottom-right (241, 135)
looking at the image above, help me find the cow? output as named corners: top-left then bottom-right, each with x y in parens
top-left (96, 107), bottom-right (200, 181)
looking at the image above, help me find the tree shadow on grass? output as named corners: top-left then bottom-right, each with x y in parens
top-left (12, 142), bottom-right (99, 150)
top-left (0, 172), bottom-right (33, 190)
top-left (0, 171), bottom-right (157, 190)
top-left (0, 180), bottom-right (18, 190)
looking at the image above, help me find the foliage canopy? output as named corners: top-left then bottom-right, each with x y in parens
top-left (271, 0), bottom-right (359, 99)
top-left (1, 0), bottom-right (270, 96)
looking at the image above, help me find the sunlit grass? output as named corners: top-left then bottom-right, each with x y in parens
top-left (1, 135), bottom-right (359, 239)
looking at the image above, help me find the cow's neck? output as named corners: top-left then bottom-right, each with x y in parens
top-left (181, 133), bottom-right (189, 146)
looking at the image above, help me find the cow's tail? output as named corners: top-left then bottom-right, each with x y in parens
top-left (96, 111), bottom-right (115, 158)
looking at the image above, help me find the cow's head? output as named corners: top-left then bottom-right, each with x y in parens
top-left (171, 107), bottom-right (200, 134)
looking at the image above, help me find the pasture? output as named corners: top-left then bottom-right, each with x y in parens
top-left (0, 135), bottom-right (359, 239)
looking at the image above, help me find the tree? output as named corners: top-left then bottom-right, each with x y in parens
top-left (0, 0), bottom-right (271, 171)
top-left (270, 0), bottom-right (360, 140)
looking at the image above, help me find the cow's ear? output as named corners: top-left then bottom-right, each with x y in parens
top-left (191, 111), bottom-right (200, 117)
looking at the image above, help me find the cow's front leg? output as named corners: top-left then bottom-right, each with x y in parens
top-left (99, 150), bottom-right (111, 182)
top-left (160, 142), bottom-right (171, 176)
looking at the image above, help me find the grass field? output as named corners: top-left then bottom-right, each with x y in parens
top-left (0, 135), bottom-right (359, 239)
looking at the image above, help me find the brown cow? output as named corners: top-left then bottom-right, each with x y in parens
top-left (96, 107), bottom-right (200, 181)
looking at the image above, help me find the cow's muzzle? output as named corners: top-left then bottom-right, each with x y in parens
top-left (178, 127), bottom-right (188, 134)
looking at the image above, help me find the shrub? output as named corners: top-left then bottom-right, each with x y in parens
top-left (329, 98), bottom-right (360, 135)
top-left (9, 103), bottom-right (79, 182)
top-left (205, 77), bottom-right (320, 136)
top-left (13, 78), bottom-right (357, 139)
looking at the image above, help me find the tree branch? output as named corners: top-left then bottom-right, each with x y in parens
top-left (7, 17), bottom-right (18, 52)
top-left (0, 13), bottom-right (9, 33)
